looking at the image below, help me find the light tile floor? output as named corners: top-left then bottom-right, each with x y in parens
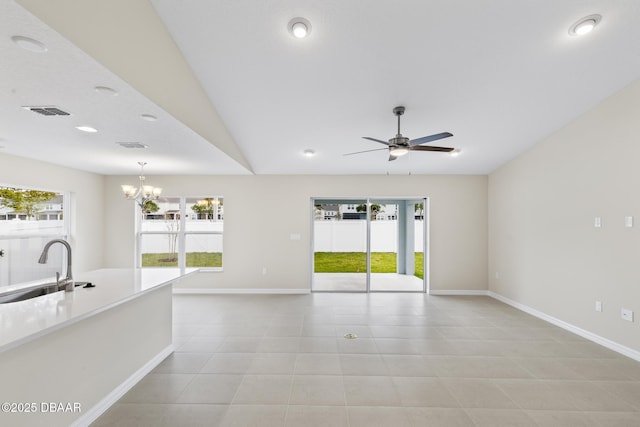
top-left (313, 273), bottom-right (424, 291)
top-left (92, 294), bottom-right (640, 426)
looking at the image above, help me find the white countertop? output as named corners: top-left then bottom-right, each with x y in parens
top-left (0, 268), bottom-right (196, 352)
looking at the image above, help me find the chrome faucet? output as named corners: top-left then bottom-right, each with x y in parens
top-left (38, 239), bottom-right (74, 292)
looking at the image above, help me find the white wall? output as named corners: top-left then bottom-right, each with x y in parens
top-left (104, 175), bottom-right (487, 292)
top-left (489, 79), bottom-right (640, 353)
top-left (0, 153), bottom-right (105, 276)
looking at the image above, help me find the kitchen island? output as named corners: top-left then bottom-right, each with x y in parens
top-left (0, 268), bottom-right (195, 427)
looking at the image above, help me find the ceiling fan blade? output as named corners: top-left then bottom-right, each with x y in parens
top-left (388, 154), bottom-right (397, 161)
top-left (343, 147), bottom-right (389, 156)
top-left (362, 137), bottom-right (390, 146)
top-left (410, 145), bottom-right (455, 152)
top-left (409, 132), bottom-right (453, 146)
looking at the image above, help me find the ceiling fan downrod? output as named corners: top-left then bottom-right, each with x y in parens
top-left (393, 106), bottom-right (405, 137)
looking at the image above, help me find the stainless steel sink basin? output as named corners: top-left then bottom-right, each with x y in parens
top-left (0, 281), bottom-right (95, 304)
top-left (0, 284), bottom-right (60, 304)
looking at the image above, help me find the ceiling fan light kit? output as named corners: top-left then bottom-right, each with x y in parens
top-left (345, 106), bottom-right (455, 161)
top-left (389, 146), bottom-right (409, 157)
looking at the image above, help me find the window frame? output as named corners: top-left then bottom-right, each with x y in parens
top-left (0, 184), bottom-right (70, 286)
top-left (136, 195), bottom-right (223, 271)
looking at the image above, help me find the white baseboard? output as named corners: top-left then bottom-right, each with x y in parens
top-left (173, 288), bottom-right (311, 295)
top-left (429, 289), bottom-right (489, 296)
top-left (488, 291), bottom-right (640, 362)
top-left (72, 345), bottom-right (174, 427)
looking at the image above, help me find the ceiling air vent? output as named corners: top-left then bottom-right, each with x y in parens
top-left (117, 142), bottom-right (149, 149)
top-left (23, 106), bottom-right (71, 116)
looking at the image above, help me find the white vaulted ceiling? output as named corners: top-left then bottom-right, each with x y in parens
top-left (2, 0), bottom-right (639, 175)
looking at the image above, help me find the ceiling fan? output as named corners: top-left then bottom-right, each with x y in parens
top-left (345, 106), bottom-right (454, 161)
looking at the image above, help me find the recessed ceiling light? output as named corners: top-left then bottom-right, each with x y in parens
top-left (303, 149), bottom-right (316, 157)
top-left (288, 17), bottom-right (312, 38)
top-left (76, 125), bottom-right (98, 133)
top-left (94, 86), bottom-right (118, 96)
top-left (569, 14), bottom-right (601, 36)
top-left (11, 35), bottom-right (47, 53)
top-left (140, 114), bottom-right (158, 122)
top-left (292, 22), bottom-right (308, 38)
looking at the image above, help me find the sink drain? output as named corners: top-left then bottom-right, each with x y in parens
top-left (343, 333), bottom-right (358, 340)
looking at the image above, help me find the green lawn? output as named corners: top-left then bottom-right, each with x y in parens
top-left (314, 252), bottom-right (424, 279)
top-left (142, 252), bottom-right (222, 268)
top-left (143, 251), bottom-right (423, 278)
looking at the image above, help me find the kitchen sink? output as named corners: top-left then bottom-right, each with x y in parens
top-left (0, 281), bottom-right (95, 304)
top-left (0, 284), bottom-right (59, 304)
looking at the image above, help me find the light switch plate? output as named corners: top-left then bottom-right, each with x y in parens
top-left (595, 301), bottom-right (602, 312)
top-left (594, 217), bottom-right (602, 228)
top-left (621, 308), bottom-right (634, 322)
top-left (625, 216), bottom-right (633, 228)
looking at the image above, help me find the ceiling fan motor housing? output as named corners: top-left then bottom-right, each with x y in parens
top-left (390, 136), bottom-right (410, 146)
top-left (393, 106), bottom-right (405, 116)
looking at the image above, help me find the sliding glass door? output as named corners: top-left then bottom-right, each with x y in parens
top-left (311, 197), bottom-right (427, 292)
top-left (312, 199), bottom-right (368, 292)
top-left (369, 198), bottom-right (425, 292)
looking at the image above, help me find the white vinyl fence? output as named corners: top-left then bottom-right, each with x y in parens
top-left (314, 220), bottom-right (424, 252)
top-left (140, 220), bottom-right (223, 254)
top-left (0, 220), bottom-right (66, 287)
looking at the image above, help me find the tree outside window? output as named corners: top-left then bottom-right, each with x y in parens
top-left (191, 198), bottom-right (215, 220)
top-left (356, 203), bottom-right (382, 220)
top-left (0, 188), bottom-right (58, 220)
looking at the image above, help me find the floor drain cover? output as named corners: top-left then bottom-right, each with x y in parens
top-left (343, 333), bottom-right (358, 339)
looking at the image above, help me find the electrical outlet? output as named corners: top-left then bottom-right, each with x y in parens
top-left (261, 267), bottom-right (267, 275)
top-left (625, 216), bottom-right (634, 228)
top-left (595, 301), bottom-right (602, 312)
top-left (621, 308), bottom-right (634, 322)
top-left (594, 217), bottom-right (602, 228)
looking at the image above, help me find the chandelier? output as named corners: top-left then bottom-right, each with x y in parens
top-left (121, 162), bottom-right (162, 209)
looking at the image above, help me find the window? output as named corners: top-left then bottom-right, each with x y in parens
top-left (138, 196), bottom-right (223, 270)
top-left (0, 186), bottom-right (68, 287)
